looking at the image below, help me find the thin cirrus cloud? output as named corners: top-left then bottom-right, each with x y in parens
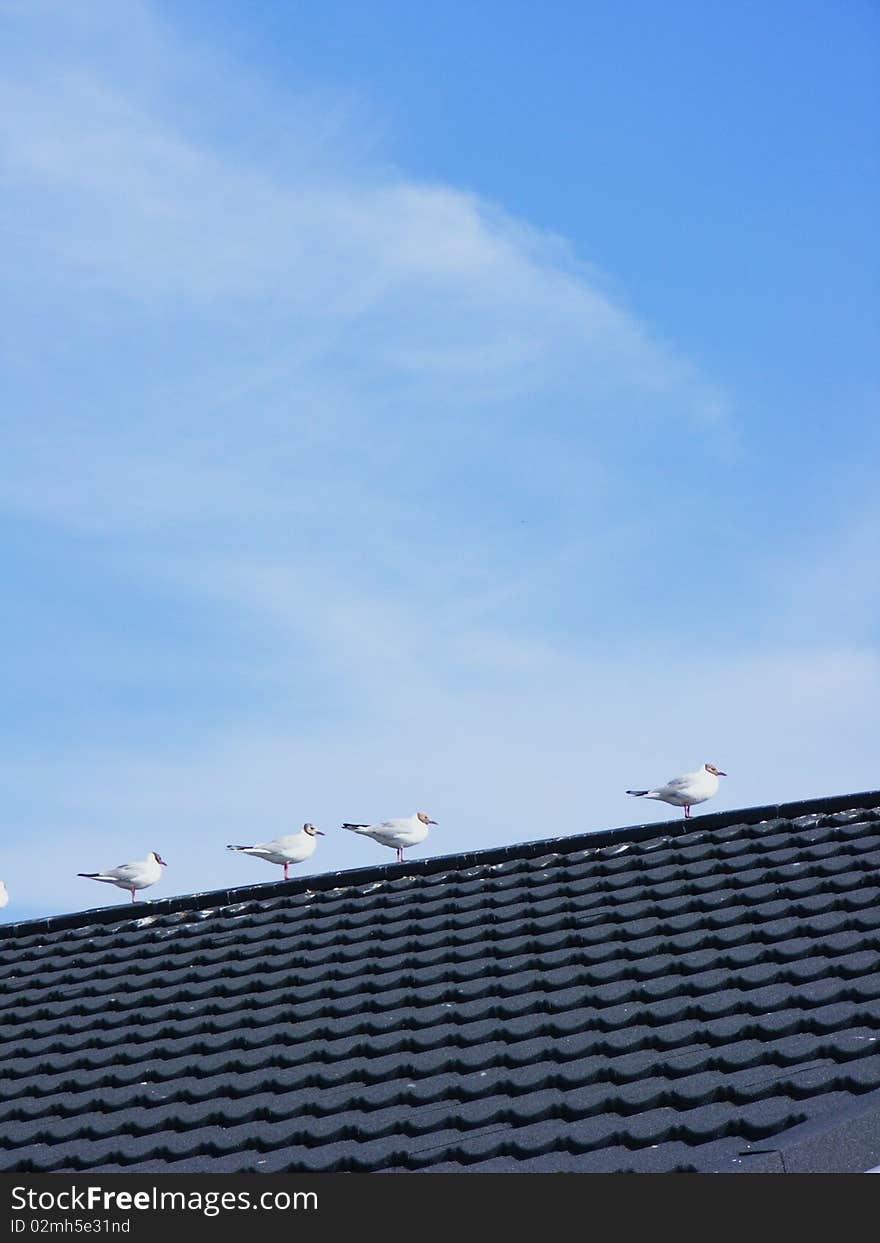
top-left (0, 3), bottom-right (732, 574)
top-left (0, 8), bottom-right (725, 414)
top-left (1, 1), bottom-right (875, 919)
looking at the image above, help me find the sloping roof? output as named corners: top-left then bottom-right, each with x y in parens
top-left (2, 790), bottom-right (880, 1174)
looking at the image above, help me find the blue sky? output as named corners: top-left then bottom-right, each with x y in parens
top-left (1, 0), bottom-right (878, 920)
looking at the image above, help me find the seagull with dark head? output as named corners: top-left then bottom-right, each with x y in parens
top-left (227, 823), bottom-right (325, 880)
top-left (78, 851), bottom-right (168, 903)
top-left (627, 764), bottom-right (727, 819)
top-left (342, 811), bottom-right (437, 863)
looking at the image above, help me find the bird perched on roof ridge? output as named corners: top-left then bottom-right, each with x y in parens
top-left (0, 880), bottom-right (8, 909)
top-left (626, 763), bottom-right (727, 819)
top-left (227, 823), bottom-right (325, 880)
top-left (78, 851), bottom-right (167, 903)
top-left (342, 811), bottom-right (437, 863)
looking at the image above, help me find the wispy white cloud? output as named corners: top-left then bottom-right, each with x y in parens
top-left (0, 4), bottom-right (728, 411)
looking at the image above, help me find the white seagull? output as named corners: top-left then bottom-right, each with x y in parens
top-left (227, 823), bottom-right (325, 880)
top-left (78, 851), bottom-right (168, 903)
top-left (342, 811), bottom-right (437, 863)
top-left (627, 763), bottom-right (727, 819)
top-left (0, 880), bottom-right (8, 909)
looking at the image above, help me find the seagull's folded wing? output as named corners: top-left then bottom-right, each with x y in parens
top-left (104, 865), bottom-right (132, 882)
top-left (662, 775), bottom-right (692, 792)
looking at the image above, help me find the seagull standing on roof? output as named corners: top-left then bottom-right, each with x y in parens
top-left (341, 811), bottom-right (437, 863)
top-left (227, 823), bottom-right (325, 879)
top-left (626, 764), bottom-right (727, 819)
top-left (78, 851), bottom-right (168, 903)
top-left (0, 880), bottom-right (8, 909)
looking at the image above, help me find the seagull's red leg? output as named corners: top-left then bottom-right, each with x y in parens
top-left (397, 847), bottom-right (403, 863)
top-left (284, 862), bottom-right (289, 880)
top-left (684, 805), bottom-right (690, 819)
top-left (130, 888), bottom-right (136, 903)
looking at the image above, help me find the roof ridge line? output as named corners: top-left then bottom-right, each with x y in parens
top-left (3, 788), bottom-right (879, 940)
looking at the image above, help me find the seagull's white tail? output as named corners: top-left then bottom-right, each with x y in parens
top-left (342, 823), bottom-right (370, 833)
top-left (77, 873), bottom-right (116, 883)
top-left (626, 790), bottom-right (649, 797)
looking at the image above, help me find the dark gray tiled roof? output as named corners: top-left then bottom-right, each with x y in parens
top-left (2, 790), bottom-right (880, 1173)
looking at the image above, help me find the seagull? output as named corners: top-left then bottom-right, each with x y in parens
top-left (342, 811), bottom-right (437, 863)
top-left (227, 823), bottom-right (325, 879)
top-left (626, 763), bottom-right (727, 819)
top-left (78, 851), bottom-right (168, 903)
top-left (0, 881), bottom-right (8, 909)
